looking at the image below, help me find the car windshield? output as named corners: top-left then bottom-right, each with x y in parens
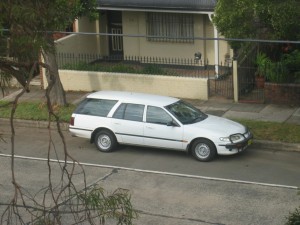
top-left (165, 100), bottom-right (208, 125)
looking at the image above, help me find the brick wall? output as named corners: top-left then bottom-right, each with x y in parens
top-left (265, 83), bottom-right (300, 105)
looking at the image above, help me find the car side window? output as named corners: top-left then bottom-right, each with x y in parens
top-left (113, 103), bottom-right (145, 122)
top-left (146, 106), bottom-right (173, 125)
top-left (75, 98), bottom-right (117, 117)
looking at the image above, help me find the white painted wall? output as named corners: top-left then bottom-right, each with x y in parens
top-left (122, 12), bottom-right (206, 60)
top-left (55, 17), bottom-right (101, 56)
top-left (43, 70), bottom-right (208, 100)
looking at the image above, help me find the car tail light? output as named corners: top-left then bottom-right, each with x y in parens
top-left (70, 116), bottom-right (75, 126)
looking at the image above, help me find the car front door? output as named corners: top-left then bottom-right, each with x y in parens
top-left (144, 106), bottom-right (184, 150)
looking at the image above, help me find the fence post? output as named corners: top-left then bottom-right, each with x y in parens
top-left (233, 60), bottom-right (239, 102)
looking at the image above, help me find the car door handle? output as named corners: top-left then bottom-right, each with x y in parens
top-left (145, 126), bottom-right (153, 129)
top-left (113, 122), bottom-right (120, 125)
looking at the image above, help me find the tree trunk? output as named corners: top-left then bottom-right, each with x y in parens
top-left (43, 50), bottom-right (67, 106)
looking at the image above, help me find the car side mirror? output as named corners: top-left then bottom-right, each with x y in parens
top-left (167, 120), bottom-right (179, 127)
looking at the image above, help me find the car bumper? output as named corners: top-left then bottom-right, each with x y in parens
top-left (217, 133), bottom-right (253, 155)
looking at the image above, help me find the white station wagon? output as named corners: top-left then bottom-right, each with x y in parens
top-left (69, 91), bottom-right (253, 162)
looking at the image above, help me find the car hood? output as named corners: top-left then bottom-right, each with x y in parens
top-left (188, 115), bottom-right (246, 136)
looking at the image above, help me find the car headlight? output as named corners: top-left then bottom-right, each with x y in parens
top-left (219, 137), bottom-right (230, 142)
top-left (220, 134), bottom-right (244, 142)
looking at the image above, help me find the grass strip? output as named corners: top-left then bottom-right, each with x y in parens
top-left (0, 101), bottom-right (76, 123)
top-left (232, 119), bottom-right (300, 143)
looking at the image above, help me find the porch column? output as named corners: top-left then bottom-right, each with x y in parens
top-left (208, 14), bottom-right (219, 77)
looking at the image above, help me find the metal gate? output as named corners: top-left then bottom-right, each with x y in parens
top-left (208, 68), bottom-right (234, 99)
top-left (237, 45), bottom-right (265, 103)
top-left (238, 66), bottom-right (265, 103)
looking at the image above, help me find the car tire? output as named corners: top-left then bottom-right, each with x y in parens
top-left (191, 139), bottom-right (217, 162)
top-left (94, 130), bottom-right (117, 152)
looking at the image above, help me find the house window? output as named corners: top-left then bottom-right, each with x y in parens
top-left (146, 12), bottom-right (194, 43)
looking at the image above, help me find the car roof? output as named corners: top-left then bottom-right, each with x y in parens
top-left (87, 91), bottom-right (179, 107)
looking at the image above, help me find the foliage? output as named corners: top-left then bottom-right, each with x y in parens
top-left (255, 52), bottom-right (269, 77)
top-left (212, 0), bottom-right (256, 49)
top-left (216, 0), bottom-right (300, 40)
top-left (0, 71), bottom-right (11, 96)
top-left (285, 207), bottom-right (300, 225)
top-left (141, 64), bottom-right (167, 75)
top-left (267, 1), bottom-right (300, 41)
top-left (62, 61), bottom-right (173, 75)
top-left (29, 185), bottom-right (138, 225)
top-left (281, 50), bottom-right (300, 83)
top-left (63, 62), bottom-right (137, 73)
top-left (253, 49), bottom-right (300, 83)
top-left (77, 187), bottom-right (138, 224)
top-left (265, 61), bottom-right (288, 83)
top-left (0, 0), bottom-right (97, 91)
top-left (213, 0), bottom-right (300, 46)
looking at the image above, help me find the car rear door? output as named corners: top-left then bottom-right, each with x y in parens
top-left (111, 103), bottom-right (145, 145)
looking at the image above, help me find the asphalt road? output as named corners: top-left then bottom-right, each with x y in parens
top-left (1, 125), bottom-right (300, 224)
top-left (1, 126), bottom-right (300, 187)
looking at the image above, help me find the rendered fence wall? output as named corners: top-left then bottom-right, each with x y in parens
top-left (45, 70), bottom-right (208, 100)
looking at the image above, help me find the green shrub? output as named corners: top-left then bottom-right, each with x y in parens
top-left (285, 207), bottom-right (300, 225)
top-left (141, 64), bottom-right (166, 75)
top-left (61, 61), bottom-right (174, 76)
top-left (264, 50), bottom-right (300, 83)
top-left (62, 62), bottom-right (103, 71)
top-left (280, 50), bottom-right (300, 83)
top-left (282, 50), bottom-right (300, 71)
top-left (265, 61), bottom-right (289, 83)
top-left (108, 63), bottom-right (136, 73)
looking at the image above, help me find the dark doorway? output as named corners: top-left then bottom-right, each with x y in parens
top-left (107, 11), bottom-right (123, 58)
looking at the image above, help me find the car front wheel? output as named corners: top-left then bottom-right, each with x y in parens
top-left (191, 139), bottom-right (217, 162)
top-left (94, 130), bottom-right (117, 152)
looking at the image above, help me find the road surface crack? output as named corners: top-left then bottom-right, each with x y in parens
top-left (136, 210), bottom-right (226, 225)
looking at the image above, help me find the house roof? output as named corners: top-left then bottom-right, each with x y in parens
top-left (97, 0), bottom-right (217, 12)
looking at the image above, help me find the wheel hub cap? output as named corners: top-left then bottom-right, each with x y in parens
top-left (195, 143), bottom-right (210, 158)
top-left (99, 135), bottom-right (111, 149)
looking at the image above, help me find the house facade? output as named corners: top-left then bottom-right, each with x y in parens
top-left (56, 0), bottom-right (231, 74)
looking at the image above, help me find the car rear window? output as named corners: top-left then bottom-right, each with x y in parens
top-left (74, 98), bottom-right (118, 117)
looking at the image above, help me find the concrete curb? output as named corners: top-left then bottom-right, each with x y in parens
top-left (0, 118), bottom-right (69, 131)
top-left (253, 140), bottom-right (300, 153)
top-left (1, 118), bottom-right (300, 153)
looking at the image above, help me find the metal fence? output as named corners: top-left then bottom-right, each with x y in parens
top-left (236, 41), bottom-right (300, 103)
top-left (0, 36), bottom-right (9, 57)
top-left (236, 43), bottom-right (264, 103)
top-left (56, 53), bottom-right (231, 79)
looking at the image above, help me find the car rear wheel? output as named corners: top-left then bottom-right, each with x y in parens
top-left (191, 139), bottom-right (216, 162)
top-left (94, 130), bottom-right (117, 152)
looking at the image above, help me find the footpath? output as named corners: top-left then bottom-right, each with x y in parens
top-left (1, 86), bottom-right (300, 152)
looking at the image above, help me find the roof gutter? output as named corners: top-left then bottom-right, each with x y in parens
top-left (97, 6), bottom-right (213, 14)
